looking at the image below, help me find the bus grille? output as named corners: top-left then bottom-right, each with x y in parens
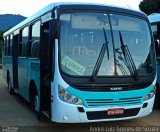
top-left (85, 97), bottom-right (142, 107)
top-left (72, 83), bottom-right (150, 92)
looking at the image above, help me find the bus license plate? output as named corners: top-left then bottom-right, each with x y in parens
top-left (107, 108), bottom-right (124, 115)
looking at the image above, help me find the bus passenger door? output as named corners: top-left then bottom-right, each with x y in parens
top-left (152, 23), bottom-right (160, 108)
top-left (153, 24), bottom-right (160, 82)
top-left (40, 21), bottom-right (51, 118)
top-left (12, 34), bottom-right (18, 89)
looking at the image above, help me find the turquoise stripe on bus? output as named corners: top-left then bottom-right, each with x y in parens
top-left (66, 84), bottom-right (154, 108)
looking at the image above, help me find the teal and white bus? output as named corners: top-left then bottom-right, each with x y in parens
top-left (2, 3), bottom-right (156, 123)
top-left (148, 13), bottom-right (160, 108)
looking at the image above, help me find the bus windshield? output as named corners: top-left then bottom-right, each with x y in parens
top-left (60, 12), bottom-right (154, 77)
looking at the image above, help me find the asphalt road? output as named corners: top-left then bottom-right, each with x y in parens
top-left (0, 70), bottom-right (160, 132)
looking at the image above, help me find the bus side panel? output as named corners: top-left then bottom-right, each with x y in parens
top-left (2, 56), bottom-right (13, 83)
top-left (27, 59), bottom-right (40, 99)
top-left (2, 55), bottom-right (7, 82)
top-left (18, 58), bottom-right (29, 101)
top-left (8, 56), bottom-right (13, 86)
top-left (2, 40), bottom-right (6, 81)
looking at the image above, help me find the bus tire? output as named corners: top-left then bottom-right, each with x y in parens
top-left (29, 85), bottom-right (43, 121)
top-left (154, 84), bottom-right (160, 109)
top-left (7, 75), bottom-right (14, 95)
top-left (30, 91), bottom-right (40, 112)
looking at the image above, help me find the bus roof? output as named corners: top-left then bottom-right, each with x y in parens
top-left (148, 13), bottom-right (160, 24)
top-left (4, 2), bottom-right (147, 37)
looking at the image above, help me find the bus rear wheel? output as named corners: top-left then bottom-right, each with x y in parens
top-left (7, 75), bottom-right (14, 95)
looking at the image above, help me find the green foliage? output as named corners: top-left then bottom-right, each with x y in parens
top-left (0, 30), bottom-right (4, 40)
top-left (0, 41), bottom-right (2, 64)
top-left (139, 0), bottom-right (160, 15)
top-left (0, 31), bottom-right (4, 64)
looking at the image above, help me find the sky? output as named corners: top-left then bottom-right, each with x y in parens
top-left (0, 0), bottom-right (142, 17)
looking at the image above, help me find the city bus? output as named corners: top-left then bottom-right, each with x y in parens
top-left (2, 3), bottom-right (156, 123)
top-left (148, 13), bottom-right (160, 108)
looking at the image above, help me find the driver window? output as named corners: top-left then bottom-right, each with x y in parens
top-left (153, 24), bottom-right (160, 56)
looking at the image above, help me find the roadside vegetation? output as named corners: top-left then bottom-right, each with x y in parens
top-left (0, 41), bottom-right (2, 64)
top-left (139, 0), bottom-right (160, 15)
top-left (0, 31), bottom-right (3, 64)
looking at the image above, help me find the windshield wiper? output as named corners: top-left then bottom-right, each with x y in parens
top-left (91, 28), bottom-right (109, 82)
top-left (119, 31), bottom-right (139, 81)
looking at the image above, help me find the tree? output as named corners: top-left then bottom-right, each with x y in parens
top-left (139, 0), bottom-right (160, 15)
top-left (0, 30), bottom-right (4, 40)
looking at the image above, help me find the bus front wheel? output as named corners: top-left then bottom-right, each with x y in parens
top-left (30, 91), bottom-right (40, 112)
top-left (29, 86), bottom-right (43, 121)
top-left (31, 94), bottom-right (44, 121)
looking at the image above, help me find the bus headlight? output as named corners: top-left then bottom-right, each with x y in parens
top-left (144, 90), bottom-right (155, 101)
top-left (58, 86), bottom-right (82, 105)
top-left (63, 93), bottom-right (72, 102)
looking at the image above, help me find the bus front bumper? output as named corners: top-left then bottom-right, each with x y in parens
top-left (51, 95), bottom-right (155, 123)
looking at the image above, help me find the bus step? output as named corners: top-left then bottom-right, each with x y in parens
top-left (41, 111), bottom-right (49, 118)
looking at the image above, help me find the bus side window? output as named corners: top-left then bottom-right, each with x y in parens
top-left (3, 37), bottom-right (6, 56)
top-left (31, 40), bottom-right (40, 58)
top-left (10, 35), bottom-right (13, 56)
top-left (154, 35), bottom-right (160, 53)
top-left (5, 37), bottom-right (7, 56)
top-left (157, 25), bottom-right (160, 49)
top-left (19, 27), bottom-right (29, 57)
top-left (7, 35), bottom-right (11, 56)
top-left (29, 21), bottom-right (40, 58)
top-left (6, 36), bottom-right (9, 56)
